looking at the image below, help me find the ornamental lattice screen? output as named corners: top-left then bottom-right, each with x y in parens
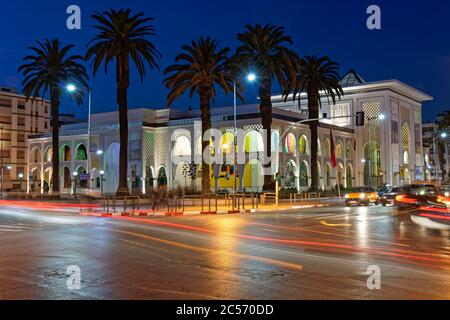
top-left (362, 100), bottom-right (381, 143)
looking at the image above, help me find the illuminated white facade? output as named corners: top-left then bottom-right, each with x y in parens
top-left (27, 71), bottom-right (432, 195)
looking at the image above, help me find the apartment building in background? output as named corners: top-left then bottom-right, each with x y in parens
top-left (0, 86), bottom-right (51, 191)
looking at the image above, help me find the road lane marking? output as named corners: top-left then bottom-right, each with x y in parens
top-left (112, 229), bottom-right (303, 271)
top-left (320, 221), bottom-right (352, 227)
top-left (246, 221), bottom-right (411, 248)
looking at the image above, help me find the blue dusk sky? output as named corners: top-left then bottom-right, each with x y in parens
top-left (0, 0), bottom-right (449, 122)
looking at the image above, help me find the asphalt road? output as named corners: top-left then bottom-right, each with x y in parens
top-left (0, 202), bottom-right (450, 300)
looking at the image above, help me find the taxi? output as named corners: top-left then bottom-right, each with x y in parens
top-left (345, 187), bottom-right (380, 207)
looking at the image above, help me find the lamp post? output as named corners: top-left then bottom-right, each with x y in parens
top-left (367, 114), bottom-right (385, 188)
top-left (73, 171), bottom-right (78, 200)
top-left (232, 73), bottom-right (256, 211)
top-left (67, 85), bottom-right (93, 185)
top-left (432, 131), bottom-right (448, 181)
top-left (99, 170), bottom-right (105, 196)
top-left (18, 173), bottom-right (24, 192)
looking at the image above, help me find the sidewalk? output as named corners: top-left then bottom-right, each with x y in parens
top-left (80, 197), bottom-right (344, 218)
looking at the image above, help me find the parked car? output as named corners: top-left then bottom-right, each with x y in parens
top-left (345, 187), bottom-right (380, 207)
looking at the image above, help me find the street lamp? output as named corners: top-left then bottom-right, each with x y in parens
top-left (73, 171), bottom-right (78, 200)
top-left (18, 173), bottom-right (24, 192)
top-left (232, 73), bottom-right (256, 211)
top-left (96, 149), bottom-right (103, 156)
top-left (99, 170), bottom-right (105, 196)
top-left (366, 113), bottom-right (386, 188)
top-left (432, 131), bottom-right (448, 181)
top-left (66, 84), bottom-right (93, 178)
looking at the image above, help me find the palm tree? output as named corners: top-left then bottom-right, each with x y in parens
top-left (164, 37), bottom-right (239, 195)
top-left (86, 9), bottom-right (161, 196)
top-left (234, 24), bottom-right (298, 190)
top-left (18, 39), bottom-right (89, 194)
top-left (286, 55), bottom-right (344, 191)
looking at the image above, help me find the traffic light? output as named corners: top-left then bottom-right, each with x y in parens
top-left (356, 111), bottom-right (365, 127)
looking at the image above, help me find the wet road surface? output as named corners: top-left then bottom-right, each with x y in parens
top-left (0, 203), bottom-right (450, 299)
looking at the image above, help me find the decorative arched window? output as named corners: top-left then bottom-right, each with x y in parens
top-left (335, 141), bottom-right (343, 158)
top-left (345, 142), bottom-right (353, 159)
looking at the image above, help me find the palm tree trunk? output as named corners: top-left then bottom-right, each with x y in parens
top-left (116, 55), bottom-right (130, 196)
top-left (200, 92), bottom-right (212, 195)
top-left (260, 80), bottom-right (274, 191)
top-left (50, 87), bottom-right (60, 194)
top-left (308, 90), bottom-right (320, 191)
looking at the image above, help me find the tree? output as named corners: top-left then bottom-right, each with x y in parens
top-left (18, 39), bottom-right (89, 194)
top-left (234, 24), bottom-right (298, 191)
top-left (286, 55), bottom-right (343, 191)
top-left (164, 37), bottom-right (239, 195)
top-left (86, 9), bottom-right (161, 196)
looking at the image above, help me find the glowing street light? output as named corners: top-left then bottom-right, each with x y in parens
top-left (66, 84), bottom-right (93, 182)
top-left (96, 149), bottom-right (103, 156)
top-left (66, 84), bottom-right (77, 92)
top-left (231, 73), bottom-right (257, 211)
top-left (441, 132), bottom-right (448, 139)
top-left (378, 113), bottom-right (386, 121)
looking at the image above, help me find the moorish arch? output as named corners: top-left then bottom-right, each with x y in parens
top-left (244, 130), bottom-right (264, 153)
top-left (299, 135), bottom-right (309, 155)
top-left (323, 138), bottom-right (331, 157)
top-left (75, 144), bottom-right (87, 161)
top-left (335, 141), bottom-right (344, 159)
top-left (284, 159), bottom-right (298, 189)
top-left (284, 133), bottom-right (296, 154)
top-left (30, 146), bottom-right (42, 163)
top-left (44, 146), bottom-right (53, 162)
top-left (157, 166), bottom-right (168, 187)
top-left (345, 142), bottom-right (353, 159)
top-left (61, 145), bottom-right (71, 161)
top-left (63, 167), bottom-right (71, 189)
top-left (346, 164), bottom-right (353, 188)
top-left (299, 160), bottom-right (309, 188)
top-left (243, 159), bottom-right (264, 192)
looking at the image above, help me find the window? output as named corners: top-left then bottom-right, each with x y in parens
top-left (18, 103), bottom-right (25, 110)
top-left (0, 150), bottom-right (10, 158)
top-left (17, 134), bottom-right (25, 142)
top-left (17, 117), bottom-right (25, 126)
top-left (331, 103), bottom-right (351, 126)
top-left (0, 99), bottom-right (10, 108)
top-left (17, 150), bottom-right (25, 159)
top-left (0, 115), bottom-right (11, 124)
top-left (44, 121), bottom-right (48, 129)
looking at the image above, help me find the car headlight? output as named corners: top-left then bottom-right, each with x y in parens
top-left (345, 194), bottom-right (349, 199)
top-left (359, 193), bottom-right (366, 199)
top-left (445, 192), bottom-right (449, 197)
